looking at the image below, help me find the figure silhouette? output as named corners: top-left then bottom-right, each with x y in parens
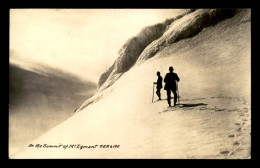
top-left (154, 71), bottom-right (163, 100)
top-left (164, 66), bottom-right (180, 107)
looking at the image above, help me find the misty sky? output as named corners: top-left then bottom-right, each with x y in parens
top-left (10, 9), bottom-right (184, 83)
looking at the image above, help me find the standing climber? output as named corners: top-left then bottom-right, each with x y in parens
top-left (164, 66), bottom-right (180, 107)
top-left (154, 71), bottom-right (163, 100)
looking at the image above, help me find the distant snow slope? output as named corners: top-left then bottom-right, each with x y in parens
top-left (11, 9), bottom-right (251, 159)
top-left (9, 63), bottom-right (97, 155)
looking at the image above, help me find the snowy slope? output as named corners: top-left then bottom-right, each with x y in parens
top-left (11, 9), bottom-right (251, 159)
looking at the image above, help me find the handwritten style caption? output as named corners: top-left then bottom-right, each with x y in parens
top-left (28, 144), bottom-right (120, 150)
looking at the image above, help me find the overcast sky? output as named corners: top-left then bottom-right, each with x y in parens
top-left (10, 9), bottom-right (184, 83)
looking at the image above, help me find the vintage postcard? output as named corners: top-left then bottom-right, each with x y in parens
top-left (9, 8), bottom-right (251, 159)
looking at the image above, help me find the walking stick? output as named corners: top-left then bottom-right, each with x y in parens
top-left (176, 81), bottom-right (180, 104)
top-left (152, 83), bottom-right (155, 103)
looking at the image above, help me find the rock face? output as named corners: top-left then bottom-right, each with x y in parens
top-left (97, 9), bottom-right (238, 91)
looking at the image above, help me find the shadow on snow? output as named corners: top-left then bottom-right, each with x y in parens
top-left (172, 103), bottom-right (208, 108)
